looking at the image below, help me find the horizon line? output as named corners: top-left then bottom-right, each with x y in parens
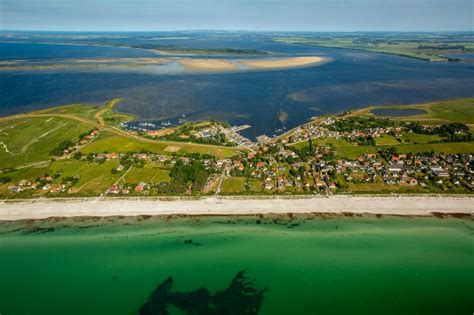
top-left (1, 29), bottom-right (473, 33)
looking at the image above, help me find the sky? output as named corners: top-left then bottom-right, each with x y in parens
top-left (1, 0), bottom-right (473, 32)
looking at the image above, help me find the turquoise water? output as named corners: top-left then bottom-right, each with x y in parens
top-left (0, 215), bottom-right (473, 315)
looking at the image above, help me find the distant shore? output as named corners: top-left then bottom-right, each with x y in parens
top-left (0, 195), bottom-right (472, 221)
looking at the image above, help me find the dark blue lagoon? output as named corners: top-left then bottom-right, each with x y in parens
top-left (0, 42), bottom-right (157, 60)
top-left (1, 39), bottom-right (473, 138)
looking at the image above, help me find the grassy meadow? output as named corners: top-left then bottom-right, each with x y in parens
top-left (0, 116), bottom-right (91, 168)
top-left (81, 132), bottom-right (239, 159)
top-left (370, 98), bottom-right (474, 125)
top-left (0, 100), bottom-right (241, 197)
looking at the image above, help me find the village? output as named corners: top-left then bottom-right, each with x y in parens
top-left (5, 112), bottom-right (474, 196)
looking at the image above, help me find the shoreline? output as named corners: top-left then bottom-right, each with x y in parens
top-left (0, 195), bottom-right (472, 221)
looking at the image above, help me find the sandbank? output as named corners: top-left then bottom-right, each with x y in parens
top-left (240, 56), bottom-right (326, 69)
top-left (178, 58), bottom-right (238, 71)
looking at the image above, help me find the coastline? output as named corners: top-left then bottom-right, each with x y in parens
top-left (0, 195), bottom-right (472, 221)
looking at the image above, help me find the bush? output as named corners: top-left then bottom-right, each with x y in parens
top-left (50, 140), bottom-right (74, 156)
top-left (0, 177), bottom-right (12, 184)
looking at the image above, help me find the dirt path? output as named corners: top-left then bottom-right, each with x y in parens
top-left (0, 142), bottom-right (11, 154)
top-left (114, 166), bottom-right (133, 186)
top-left (21, 122), bottom-right (68, 153)
top-left (94, 98), bottom-right (121, 126)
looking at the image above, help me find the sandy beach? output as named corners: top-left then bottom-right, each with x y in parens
top-left (178, 58), bottom-right (238, 71)
top-left (0, 195), bottom-right (472, 220)
top-left (240, 56), bottom-right (326, 69)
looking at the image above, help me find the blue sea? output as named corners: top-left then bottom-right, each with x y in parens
top-left (1, 39), bottom-right (473, 139)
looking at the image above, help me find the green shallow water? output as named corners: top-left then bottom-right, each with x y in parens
top-left (0, 215), bottom-right (473, 315)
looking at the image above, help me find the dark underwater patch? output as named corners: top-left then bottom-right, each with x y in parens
top-left (21, 227), bottom-right (56, 235)
top-left (139, 271), bottom-right (267, 315)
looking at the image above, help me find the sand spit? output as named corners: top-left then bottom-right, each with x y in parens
top-left (0, 195), bottom-right (473, 221)
top-left (240, 56), bottom-right (326, 69)
top-left (178, 58), bottom-right (238, 72)
top-left (1, 56), bottom-right (331, 73)
top-left (0, 58), bottom-right (171, 71)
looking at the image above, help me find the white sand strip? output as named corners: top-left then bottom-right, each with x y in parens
top-left (0, 196), bottom-right (473, 221)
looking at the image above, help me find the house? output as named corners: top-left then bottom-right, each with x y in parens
top-left (135, 182), bottom-right (147, 193)
top-left (316, 180), bottom-right (325, 187)
top-left (199, 130), bottom-right (213, 138)
top-left (409, 178), bottom-right (418, 186)
top-left (388, 165), bottom-right (403, 173)
top-left (8, 185), bottom-right (22, 193)
top-left (264, 182), bottom-right (274, 190)
top-left (135, 153), bottom-right (148, 160)
top-left (280, 150), bottom-right (297, 158)
top-left (107, 184), bottom-right (120, 194)
top-left (19, 179), bottom-right (30, 186)
top-left (147, 130), bottom-right (160, 137)
top-left (328, 182), bottom-right (337, 190)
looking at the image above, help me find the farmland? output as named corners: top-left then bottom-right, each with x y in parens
top-left (272, 33), bottom-right (474, 62)
top-left (0, 100), bottom-right (241, 197)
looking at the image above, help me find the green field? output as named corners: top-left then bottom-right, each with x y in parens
top-left (125, 163), bottom-right (170, 184)
top-left (374, 134), bottom-right (400, 146)
top-left (399, 133), bottom-right (443, 144)
top-left (0, 102), bottom-right (240, 171)
top-left (0, 158), bottom-right (174, 197)
top-left (0, 159), bottom-right (121, 197)
top-left (370, 98), bottom-right (474, 125)
top-left (221, 177), bottom-right (246, 193)
top-left (0, 101), bottom-right (241, 197)
top-left (426, 99), bottom-right (474, 124)
top-left (81, 132), bottom-right (239, 159)
top-left (395, 142), bottom-right (474, 154)
top-left (294, 134), bottom-right (474, 157)
top-left (0, 116), bottom-right (91, 168)
top-left (273, 35), bottom-right (474, 62)
top-left (293, 138), bottom-right (377, 159)
top-left (35, 103), bottom-right (102, 120)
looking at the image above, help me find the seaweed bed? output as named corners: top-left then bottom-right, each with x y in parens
top-left (139, 271), bottom-right (268, 315)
